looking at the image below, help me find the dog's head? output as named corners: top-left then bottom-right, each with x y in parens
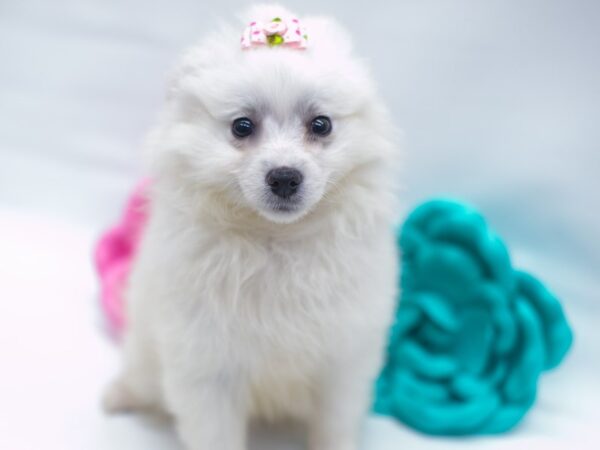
top-left (151, 5), bottom-right (396, 226)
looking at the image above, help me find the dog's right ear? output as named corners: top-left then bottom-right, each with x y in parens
top-left (165, 44), bottom-right (212, 103)
top-left (301, 15), bottom-right (354, 58)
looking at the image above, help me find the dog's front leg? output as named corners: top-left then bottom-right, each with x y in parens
top-left (162, 357), bottom-right (247, 450)
top-left (308, 349), bottom-right (382, 450)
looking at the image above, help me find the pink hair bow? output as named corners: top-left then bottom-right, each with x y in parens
top-left (241, 17), bottom-right (308, 50)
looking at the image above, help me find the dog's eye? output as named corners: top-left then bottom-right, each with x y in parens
top-left (231, 117), bottom-right (254, 138)
top-left (309, 116), bottom-right (332, 137)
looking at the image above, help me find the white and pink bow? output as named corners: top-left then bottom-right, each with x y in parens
top-left (241, 17), bottom-right (308, 50)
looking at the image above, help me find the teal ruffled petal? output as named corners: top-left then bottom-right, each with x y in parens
top-left (394, 341), bottom-right (458, 380)
top-left (482, 401), bottom-right (533, 434)
top-left (416, 321), bottom-right (454, 350)
top-left (453, 306), bottom-right (493, 375)
top-left (501, 298), bottom-right (545, 403)
top-left (413, 243), bottom-right (483, 303)
top-left (392, 387), bottom-right (501, 435)
top-left (517, 271), bottom-right (574, 370)
top-left (405, 292), bottom-right (458, 333)
top-left (374, 198), bottom-right (573, 435)
top-left (391, 302), bottom-right (422, 338)
top-left (450, 373), bottom-right (492, 399)
top-left (392, 370), bottom-right (450, 402)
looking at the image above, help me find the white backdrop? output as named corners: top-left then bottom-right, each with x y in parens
top-left (0, 1), bottom-right (598, 449)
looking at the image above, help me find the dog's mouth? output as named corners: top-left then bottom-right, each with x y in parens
top-left (256, 193), bottom-right (308, 224)
top-left (266, 196), bottom-right (302, 214)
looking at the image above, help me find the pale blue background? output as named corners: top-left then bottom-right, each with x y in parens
top-left (0, 1), bottom-right (598, 449)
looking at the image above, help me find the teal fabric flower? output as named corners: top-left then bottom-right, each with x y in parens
top-left (374, 199), bottom-right (573, 435)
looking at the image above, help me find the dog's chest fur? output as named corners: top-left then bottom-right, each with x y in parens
top-left (153, 219), bottom-right (396, 421)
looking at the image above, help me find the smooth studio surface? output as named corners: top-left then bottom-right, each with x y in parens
top-left (0, 1), bottom-right (598, 449)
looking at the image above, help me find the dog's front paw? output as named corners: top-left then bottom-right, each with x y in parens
top-left (102, 378), bottom-right (141, 414)
top-left (308, 436), bottom-right (359, 450)
top-left (309, 444), bottom-right (358, 450)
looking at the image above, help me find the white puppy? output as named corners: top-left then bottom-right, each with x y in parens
top-left (105, 5), bottom-right (400, 450)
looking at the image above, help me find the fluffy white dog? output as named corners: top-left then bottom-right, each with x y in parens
top-left (104, 5), bottom-right (400, 450)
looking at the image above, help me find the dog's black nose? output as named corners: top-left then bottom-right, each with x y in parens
top-left (266, 167), bottom-right (303, 199)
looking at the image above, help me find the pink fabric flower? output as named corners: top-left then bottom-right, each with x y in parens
top-left (94, 180), bottom-right (150, 337)
top-left (241, 17), bottom-right (307, 50)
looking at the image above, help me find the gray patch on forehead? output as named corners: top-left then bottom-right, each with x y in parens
top-left (226, 94), bottom-right (269, 120)
top-left (294, 96), bottom-right (322, 119)
top-left (229, 81), bottom-right (326, 127)
top-left (261, 94), bottom-right (323, 126)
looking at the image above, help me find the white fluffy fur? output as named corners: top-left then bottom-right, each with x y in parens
top-left (104, 5), bottom-right (401, 450)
